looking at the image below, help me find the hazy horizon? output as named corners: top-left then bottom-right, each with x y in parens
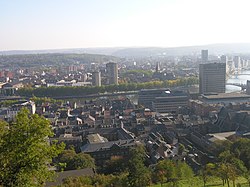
top-left (2, 42), bottom-right (250, 52)
top-left (1, 0), bottom-right (250, 51)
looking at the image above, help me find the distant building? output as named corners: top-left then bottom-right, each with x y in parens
top-left (138, 88), bottom-right (170, 109)
top-left (138, 88), bottom-right (189, 113)
top-left (220, 55), bottom-right (228, 63)
top-left (233, 56), bottom-right (241, 70)
top-left (68, 65), bottom-right (78, 72)
top-left (188, 99), bottom-right (215, 117)
top-left (86, 133), bottom-right (108, 144)
top-left (0, 100), bottom-right (36, 121)
top-left (201, 50), bottom-right (208, 63)
top-left (106, 62), bottom-right (118, 85)
top-left (221, 55), bottom-right (229, 73)
top-left (199, 63), bottom-right (226, 94)
top-left (1, 82), bottom-right (23, 96)
top-left (50, 133), bottom-right (82, 150)
top-left (81, 139), bottom-right (137, 166)
top-left (247, 80), bottom-right (250, 95)
top-left (92, 71), bottom-right (101, 87)
top-left (155, 62), bottom-right (160, 72)
top-left (199, 92), bottom-right (250, 104)
top-left (152, 90), bottom-right (189, 113)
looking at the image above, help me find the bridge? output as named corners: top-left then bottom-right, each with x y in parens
top-left (226, 83), bottom-right (247, 90)
top-left (235, 74), bottom-right (250, 76)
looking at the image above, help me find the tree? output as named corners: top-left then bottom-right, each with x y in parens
top-left (0, 108), bottom-right (65, 187)
top-left (155, 160), bottom-right (178, 186)
top-left (61, 173), bottom-right (128, 187)
top-left (155, 160), bottom-right (193, 186)
top-left (176, 161), bottom-right (193, 180)
top-left (199, 163), bottom-right (216, 187)
top-left (209, 140), bottom-right (232, 156)
top-left (178, 143), bottom-right (185, 156)
top-left (57, 149), bottom-right (95, 171)
top-left (243, 170), bottom-right (250, 187)
top-left (17, 77), bottom-right (198, 97)
top-left (231, 138), bottom-right (250, 169)
top-left (103, 156), bottom-right (127, 174)
top-left (126, 145), bottom-right (151, 187)
top-left (217, 150), bottom-right (247, 187)
top-left (152, 169), bottom-right (166, 187)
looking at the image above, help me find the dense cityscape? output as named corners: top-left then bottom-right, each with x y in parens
top-left (2, 0), bottom-right (250, 186)
top-left (1, 48), bottom-right (250, 186)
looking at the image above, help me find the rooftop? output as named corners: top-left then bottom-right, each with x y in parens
top-left (201, 93), bottom-right (250, 100)
top-left (81, 139), bottom-right (137, 153)
top-left (87, 133), bottom-right (108, 144)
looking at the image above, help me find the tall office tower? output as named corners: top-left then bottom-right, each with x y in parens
top-left (220, 55), bottom-right (228, 63)
top-left (92, 71), bottom-right (101, 87)
top-left (199, 63), bottom-right (226, 94)
top-left (233, 56), bottom-right (241, 69)
top-left (221, 55), bottom-right (229, 73)
top-left (106, 62), bottom-right (118, 85)
top-left (246, 80), bottom-right (250, 95)
top-left (201, 50), bottom-right (208, 63)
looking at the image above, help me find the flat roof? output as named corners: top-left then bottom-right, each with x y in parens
top-left (201, 93), bottom-right (250, 100)
top-left (207, 131), bottom-right (236, 142)
top-left (87, 133), bottom-right (108, 144)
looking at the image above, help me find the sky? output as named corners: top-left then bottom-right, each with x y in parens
top-left (1, 0), bottom-right (250, 50)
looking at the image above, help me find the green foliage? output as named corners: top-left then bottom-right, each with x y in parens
top-left (199, 138), bottom-right (250, 187)
top-left (102, 156), bottom-right (127, 174)
top-left (121, 69), bottom-right (154, 77)
top-left (230, 138), bottom-right (250, 169)
top-left (217, 150), bottom-right (247, 186)
top-left (57, 149), bottom-right (95, 171)
top-left (155, 160), bottom-right (177, 183)
top-left (199, 163), bottom-right (216, 187)
top-left (59, 173), bottom-right (128, 187)
top-left (61, 176), bottom-right (93, 187)
top-left (209, 140), bottom-right (232, 156)
top-left (178, 143), bottom-right (185, 156)
top-left (154, 160), bottom-right (193, 186)
top-left (176, 161), bottom-right (194, 179)
top-left (126, 145), bottom-right (151, 187)
top-left (150, 176), bottom-right (248, 187)
top-left (17, 77), bottom-right (198, 97)
top-left (0, 108), bottom-right (65, 187)
top-left (30, 96), bottom-right (58, 106)
top-left (0, 100), bottom-right (20, 107)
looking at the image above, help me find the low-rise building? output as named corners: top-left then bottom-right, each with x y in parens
top-left (81, 139), bottom-right (138, 166)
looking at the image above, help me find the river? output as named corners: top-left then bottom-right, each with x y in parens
top-left (226, 70), bottom-right (250, 93)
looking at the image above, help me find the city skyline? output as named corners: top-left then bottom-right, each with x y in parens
top-left (1, 0), bottom-right (250, 50)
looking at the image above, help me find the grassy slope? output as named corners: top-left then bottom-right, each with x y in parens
top-left (151, 177), bottom-right (249, 187)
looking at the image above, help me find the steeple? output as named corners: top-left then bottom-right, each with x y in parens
top-left (155, 62), bottom-right (160, 72)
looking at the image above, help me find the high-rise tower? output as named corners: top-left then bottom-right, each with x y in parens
top-left (106, 62), bottom-right (118, 85)
top-left (92, 71), bottom-right (101, 87)
top-left (199, 63), bottom-right (226, 94)
top-left (201, 50), bottom-right (208, 63)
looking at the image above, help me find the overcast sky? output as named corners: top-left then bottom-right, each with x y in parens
top-left (1, 0), bottom-right (250, 50)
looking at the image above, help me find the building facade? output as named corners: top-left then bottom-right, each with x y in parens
top-left (138, 89), bottom-right (189, 113)
top-left (199, 63), bottom-right (226, 94)
top-left (201, 50), bottom-right (208, 63)
top-left (152, 95), bottom-right (188, 113)
top-left (92, 71), bottom-right (101, 87)
top-left (233, 56), bottom-right (241, 69)
top-left (247, 80), bottom-right (250, 95)
top-left (106, 62), bottom-right (118, 85)
top-left (138, 88), bottom-right (170, 109)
